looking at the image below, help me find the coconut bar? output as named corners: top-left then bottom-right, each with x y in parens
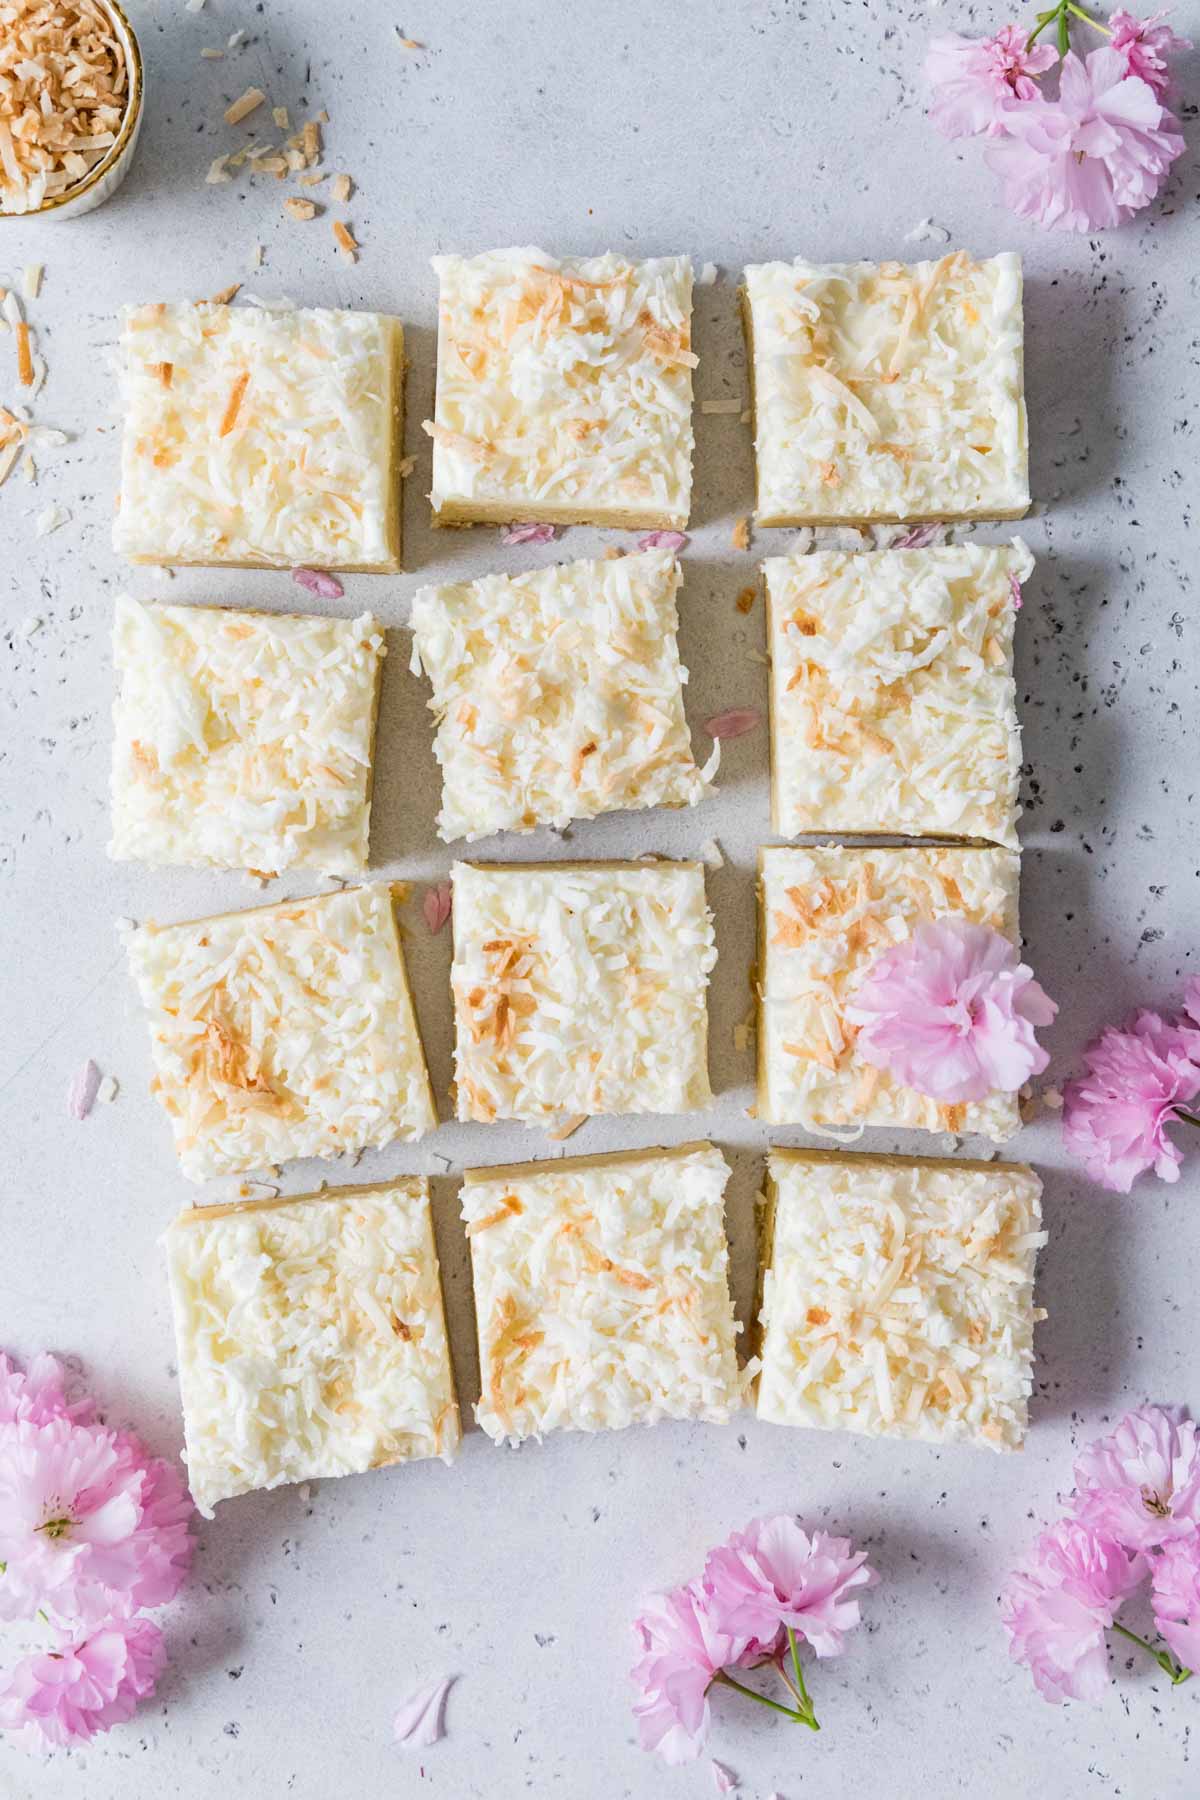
top-left (464, 1142), bottom-right (742, 1444)
top-left (113, 301), bottom-right (404, 570)
top-left (126, 883), bottom-right (436, 1181)
top-left (742, 252), bottom-right (1029, 526)
top-left (426, 248), bottom-right (694, 529)
top-left (756, 1147), bottom-right (1045, 1451)
top-left (410, 548), bottom-right (713, 841)
top-left (451, 860), bottom-right (715, 1127)
top-left (765, 541), bottom-right (1030, 845)
top-left (109, 595), bottom-right (385, 876)
top-left (165, 1179), bottom-right (460, 1515)
top-left (758, 843), bottom-right (1021, 1140)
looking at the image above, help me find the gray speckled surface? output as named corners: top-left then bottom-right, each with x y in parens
top-left (2, 1), bottom-right (1199, 1795)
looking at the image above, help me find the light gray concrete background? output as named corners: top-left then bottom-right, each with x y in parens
top-left (1, 0), bottom-right (1198, 1794)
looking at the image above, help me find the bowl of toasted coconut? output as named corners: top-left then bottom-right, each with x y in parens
top-left (0, 0), bottom-right (144, 220)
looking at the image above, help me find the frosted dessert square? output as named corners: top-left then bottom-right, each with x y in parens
top-left (165, 1179), bottom-right (460, 1514)
top-left (127, 884), bottom-right (436, 1181)
top-left (426, 248), bottom-right (694, 529)
top-left (114, 302), bottom-right (404, 570)
top-left (451, 860), bottom-right (715, 1126)
top-left (756, 1147), bottom-right (1045, 1451)
top-left (765, 541), bottom-right (1030, 845)
top-left (758, 843), bottom-right (1021, 1139)
top-left (463, 1142), bottom-right (741, 1444)
top-left (110, 595), bottom-right (386, 877)
top-left (410, 548), bottom-right (713, 841)
top-left (742, 252), bottom-right (1029, 526)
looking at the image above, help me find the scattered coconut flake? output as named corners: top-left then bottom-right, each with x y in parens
top-left (227, 29), bottom-right (246, 48)
top-left (18, 614), bottom-right (42, 637)
top-left (636, 530), bottom-right (687, 552)
top-left (890, 522), bottom-right (945, 549)
top-left (703, 706), bottom-right (760, 740)
top-left (712, 1762), bottom-right (739, 1795)
top-left (291, 566), bottom-right (345, 599)
top-left (699, 838), bottom-right (725, 871)
top-left (422, 882), bottom-right (453, 935)
top-left (68, 1059), bottom-right (101, 1121)
top-left (331, 172), bottom-right (352, 204)
top-left (395, 32), bottom-right (425, 49)
top-left (701, 399), bottom-right (743, 415)
top-left (200, 47), bottom-right (224, 61)
top-left (185, 0), bottom-right (206, 11)
top-left (789, 527), bottom-right (815, 555)
top-left (393, 1675), bottom-right (454, 1749)
top-left (547, 1115), bottom-right (587, 1143)
top-left (224, 87), bottom-right (265, 127)
top-left (499, 521), bottom-right (557, 546)
top-left (284, 196), bottom-right (318, 221)
top-left (904, 217), bottom-right (951, 245)
top-left (34, 501), bottom-right (70, 535)
top-left (1042, 1085), bottom-right (1063, 1110)
top-left (21, 265), bottom-right (43, 302)
top-left (210, 281), bottom-right (242, 305)
top-left (697, 261), bottom-right (718, 285)
top-left (735, 584), bottom-right (756, 614)
top-left (206, 153), bottom-right (232, 184)
top-left (249, 241), bottom-right (264, 268)
top-left (97, 1075), bottom-right (119, 1104)
top-left (397, 455), bottom-right (415, 478)
top-left (332, 219), bottom-right (358, 261)
top-left (731, 516), bottom-right (750, 551)
top-left (272, 105), bottom-right (290, 129)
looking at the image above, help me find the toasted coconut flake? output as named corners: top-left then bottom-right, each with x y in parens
top-left (217, 369), bottom-right (250, 436)
top-left (200, 48), bottom-right (224, 61)
top-left (225, 87), bottom-right (266, 127)
top-left (272, 105), bottom-right (289, 129)
top-left (15, 320), bottom-right (34, 387)
top-left (22, 264), bottom-right (43, 302)
top-left (735, 584), bottom-right (756, 614)
top-left (285, 196), bottom-right (318, 221)
top-left (331, 172), bottom-right (351, 203)
top-left (206, 152), bottom-right (232, 184)
top-left (332, 218), bottom-right (358, 261)
top-left (730, 515), bottom-right (750, 551)
top-left (210, 281), bottom-right (242, 305)
top-left (302, 118), bottom-right (320, 161)
top-left (547, 1114), bottom-right (587, 1143)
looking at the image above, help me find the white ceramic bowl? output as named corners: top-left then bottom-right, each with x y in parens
top-left (0, 0), bottom-right (144, 222)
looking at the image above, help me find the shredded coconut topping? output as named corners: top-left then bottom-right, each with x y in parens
top-left (451, 860), bottom-right (715, 1126)
top-left (464, 1143), bottom-right (742, 1443)
top-left (410, 548), bottom-right (713, 841)
top-left (113, 301), bottom-right (403, 570)
top-left (428, 247), bottom-right (694, 529)
top-left (165, 1180), bottom-right (460, 1515)
top-left (127, 883), bottom-right (436, 1181)
top-left (766, 540), bottom-right (1031, 845)
top-left (109, 595), bottom-right (385, 876)
top-left (758, 844), bottom-right (1021, 1140)
top-left (744, 252), bottom-right (1029, 525)
top-left (756, 1148), bottom-right (1045, 1450)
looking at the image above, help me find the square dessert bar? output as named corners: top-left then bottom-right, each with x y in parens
top-left (410, 548), bottom-right (713, 841)
top-left (427, 248), bottom-right (695, 529)
top-left (451, 860), bottom-right (715, 1127)
top-left (765, 541), bottom-right (1030, 846)
top-left (463, 1142), bottom-right (741, 1444)
top-left (113, 301), bottom-right (404, 570)
top-left (165, 1180), bottom-right (460, 1515)
top-left (110, 595), bottom-right (386, 877)
top-left (758, 843), bottom-right (1021, 1140)
top-left (756, 1147), bottom-right (1045, 1451)
top-left (742, 252), bottom-right (1029, 526)
top-left (127, 884), bottom-right (436, 1182)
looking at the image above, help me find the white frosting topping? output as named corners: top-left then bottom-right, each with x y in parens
top-left (165, 1181), bottom-right (460, 1515)
top-left (757, 1150), bottom-right (1044, 1451)
top-left (410, 548), bottom-right (713, 841)
top-left (110, 595), bottom-right (384, 876)
top-left (759, 844), bottom-right (1020, 1140)
top-left (428, 248), bottom-right (694, 525)
top-left (765, 541), bottom-right (1031, 845)
top-left (114, 302), bottom-right (400, 568)
top-left (745, 252), bottom-right (1029, 523)
top-left (464, 1143), bottom-right (743, 1443)
top-left (128, 884), bottom-right (436, 1181)
top-left (451, 861), bottom-right (715, 1126)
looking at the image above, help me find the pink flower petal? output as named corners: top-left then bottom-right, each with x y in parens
top-left (1000, 1519), bottom-right (1144, 1703)
top-left (499, 522), bottom-right (557, 545)
top-left (1062, 1008), bottom-right (1200, 1191)
top-left (712, 1759), bottom-right (739, 1793)
top-left (703, 707), bottom-right (761, 740)
top-left (0, 1616), bottom-right (165, 1751)
top-left (393, 1675), bottom-right (454, 1748)
top-left (292, 566), bottom-right (345, 599)
top-left (1009, 572), bottom-right (1023, 610)
top-left (891, 522), bottom-right (945, 549)
top-left (636, 530), bottom-right (688, 552)
top-left (422, 881), bottom-right (452, 935)
top-left (68, 1059), bottom-right (101, 1120)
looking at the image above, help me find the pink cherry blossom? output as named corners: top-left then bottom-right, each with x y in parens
top-left (0, 1418), bottom-right (193, 1628)
top-left (986, 48), bottom-right (1184, 233)
top-left (1000, 1519), bottom-right (1144, 1704)
top-left (0, 1354), bottom-right (94, 1430)
top-left (844, 918), bottom-right (1057, 1104)
top-left (1062, 1007), bottom-right (1200, 1192)
top-left (1109, 10), bottom-right (1191, 97)
top-left (0, 1616), bottom-right (165, 1752)
top-left (1071, 1407), bottom-right (1200, 1551)
top-left (702, 1516), bottom-right (877, 1660)
top-left (1152, 1537), bottom-right (1200, 1672)
top-left (925, 26), bottom-right (1058, 139)
top-left (630, 1581), bottom-right (746, 1765)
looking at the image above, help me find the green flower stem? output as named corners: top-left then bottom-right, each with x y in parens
top-left (1027, 0), bottom-right (1112, 51)
top-left (1111, 1620), bottom-right (1193, 1686)
top-left (710, 1666), bottom-right (821, 1732)
top-left (787, 1627), bottom-right (820, 1729)
top-left (1175, 1108), bottom-right (1200, 1130)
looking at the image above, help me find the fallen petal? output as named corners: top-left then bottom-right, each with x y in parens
top-left (703, 706), bottom-right (761, 740)
top-left (292, 566), bottom-right (345, 598)
top-left (890, 522), bottom-right (944, 549)
top-left (636, 530), bottom-right (688, 551)
top-left (422, 882), bottom-right (453, 934)
top-left (500, 522), bottom-right (557, 545)
top-left (68, 1059), bottom-right (102, 1120)
top-left (712, 1760), bottom-right (739, 1793)
top-left (1009, 572), bottom-right (1023, 610)
top-left (393, 1675), bottom-right (454, 1748)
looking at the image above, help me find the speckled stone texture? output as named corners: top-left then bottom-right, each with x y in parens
top-left (1, 2), bottom-right (1198, 1796)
